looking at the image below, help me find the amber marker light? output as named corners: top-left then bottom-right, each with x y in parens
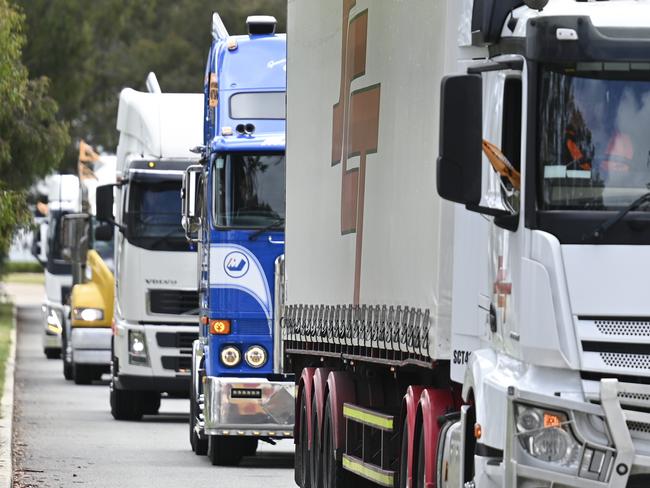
top-left (543, 412), bottom-right (562, 428)
top-left (200, 315), bottom-right (209, 325)
top-left (147, 161), bottom-right (156, 168)
top-left (474, 423), bottom-right (482, 439)
top-left (210, 319), bottom-right (231, 335)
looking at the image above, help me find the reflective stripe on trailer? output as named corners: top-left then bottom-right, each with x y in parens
top-left (342, 403), bottom-right (394, 431)
top-left (342, 454), bottom-right (395, 487)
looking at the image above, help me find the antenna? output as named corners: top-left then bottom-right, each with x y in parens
top-left (212, 13), bottom-right (229, 41)
top-left (146, 72), bottom-right (161, 94)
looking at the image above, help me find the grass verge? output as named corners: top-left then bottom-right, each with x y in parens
top-left (3, 273), bottom-right (44, 285)
top-left (0, 304), bottom-right (12, 402)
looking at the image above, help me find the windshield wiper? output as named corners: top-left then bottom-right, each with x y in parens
top-left (583, 192), bottom-right (650, 241)
top-left (249, 218), bottom-right (285, 241)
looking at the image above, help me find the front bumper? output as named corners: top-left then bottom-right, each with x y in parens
top-left (204, 377), bottom-right (294, 437)
top-left (505, 379), bottom-right (650, 488)
top-left (71, 327), bottom-right (111, 366)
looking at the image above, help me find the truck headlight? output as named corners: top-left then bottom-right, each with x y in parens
top-left (72, 307), bottom-right (104, 322)
top-left (220, 346), bottom-right (241, 367)
top-left (128, 330), bottom-right (149, 365)
top-left (515, 404), bottom-right (580, 469)
top-left (244, 345), bottom-right (267, 368)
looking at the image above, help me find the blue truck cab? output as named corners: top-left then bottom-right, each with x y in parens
top-left (183, 13), bottom-right (293, 466)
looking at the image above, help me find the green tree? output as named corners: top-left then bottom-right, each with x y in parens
top-left (0, 0), bottom-right (69, 272)
top-left (18, 0), bottom-right (287, 158)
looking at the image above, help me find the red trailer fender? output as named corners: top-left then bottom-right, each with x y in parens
top-left (402, 386), bottom-right (425, 488)
top-left (325, 370), bottom-right (355, 450)
top-left (419, 388), bottom-right (455, 488)
top-left (297, 367), bottom-right (316, 447)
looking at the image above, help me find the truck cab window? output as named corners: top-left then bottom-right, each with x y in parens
top-left (502, 76), bottom-right (522, 173)
top-left (539, 66), bottom-right (650, 210)
top-left (126, 176), bottom-right (187, 251)
top-left (212, 153), bottom-right (285, 229)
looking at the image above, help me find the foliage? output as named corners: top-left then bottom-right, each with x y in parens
top-left (0, 0), bottom-right (69, 272)
top-left (4, 261), bottom-right (42, 274)
top-left (17, 0), bottom-right (287, 157)
top-left (0, 303), bottom-right (13, 402)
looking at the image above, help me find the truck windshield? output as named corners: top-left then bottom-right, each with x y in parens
top-left (47, 210), bottom-right (68, 262)
top-left (539, 66), bottom-right (650, 210)
top-left (126, 177), bottom-right (186, 251)
top-left (212, 153), bottom-right (285, 229)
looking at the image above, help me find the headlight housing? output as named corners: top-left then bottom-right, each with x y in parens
top-left (72, 307), bottom-right (104, 322)
top-left (515, 404), bottom-right (580, 469)
top-left (220, 346), bottom-right (241, 367)
top-left (128, 330), bottom-right (149, 365)
top-left (244, 345), bottom-right (267, 368)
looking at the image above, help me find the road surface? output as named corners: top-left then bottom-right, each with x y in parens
top-left (12, 305), bottom-right (295, 487)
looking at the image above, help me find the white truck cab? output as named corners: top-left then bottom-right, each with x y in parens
top-left (97, 75), bottom-right (203, 420)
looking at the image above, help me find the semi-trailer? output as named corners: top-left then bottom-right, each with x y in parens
top-left (284, 1), bottom-right (650, 487)
top-left (97, 73), bottom-right (203, 420)
top-left (182, 13), bottom-right (294, 466)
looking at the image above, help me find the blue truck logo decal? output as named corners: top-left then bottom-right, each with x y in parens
top-left (210, 244), bottom-right (273, 325)
top-left (224, 251), bottom-right (249, 278)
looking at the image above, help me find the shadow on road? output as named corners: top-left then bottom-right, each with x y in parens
top-left (240, 450), bottom-right (295, 469)
top-left (141, 413), bottom-right (189, 424)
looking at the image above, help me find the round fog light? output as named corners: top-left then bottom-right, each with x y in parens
top-left (531, 427), bottom-right (573, 463)
top-left (221, 346), bottom-right (241, 367)
top-left (244, 345), bottom-right (267, 368)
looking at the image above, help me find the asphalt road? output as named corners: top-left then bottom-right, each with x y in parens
top-left (12, 305), bottom-right (295, 488)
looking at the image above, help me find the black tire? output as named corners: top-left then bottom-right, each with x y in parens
top-left (189, 362), bottom-right (208, 455)
top-left (243, 438), bottom-right (258, 457)
top-left (295, 390), bottom-right (311, 488)
top-left (110, 380), bottom-right (143, 421)
top-left (44, 348), bottom-right (60, 359)
top-left (63, 361), bottom-right (73, 380)
top-left (73, 364), bottom-right (94, 385)
top-left (399, 417), bottom-right (409, 488)
top-left (208, 435), bottom-right (245, 466)
top-left (310, 396), bottom-right (321, 488)
top-left (141, 391), bottom-right (161, 415)
top-left (322, 397), bottom-right (349, 488)
top-left (415, 426), bottom-right (425, 488)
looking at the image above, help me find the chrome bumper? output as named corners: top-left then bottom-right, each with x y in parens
top-left (203, 377), bottom-right (294, 437)
top-left (505, 379), bottom-right (650, 488)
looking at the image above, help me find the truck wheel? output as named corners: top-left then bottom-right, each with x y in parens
top-left (63, 361), bottom-right (73, 380)
top-left (44, 348), bottom-right (60, 359)
top-left (322, 397), bottom-right (349, 488)
top-left (295, 390), bottom-right (311, 488)
top-left (73, 364), bottom-right (94, 385)
top-left (62, 332), bottom-right (73, 380)
top-left (415, 427), bottom-right (425, 488)
top-left (190, 409), bottom-right (208, 455)
top-left (398, 417), bottom-right (409, 488)
top-left (110, 380), bottom-right (143, 421)
top-left (141, 392), bottom-right (160, 415)
top-left (207, 435), bottom-right (244, 466)
top-left (243, 438), bottom-right (258, 457)
top-left (310, 396), bottom-right (321, 488)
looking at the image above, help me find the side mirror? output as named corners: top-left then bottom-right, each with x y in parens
top-left (94, 223), bottom-right (114, 242)
top-left (31, 222), bottom-right (47, 266)
top-left (181, 165), bottom-right (203, 242)
top-left (437, 74), bottom-right (483, 206)
top-left (62, 213), bottom-right (90, 284)
top-left (96, 184), bottom-right (115, 223)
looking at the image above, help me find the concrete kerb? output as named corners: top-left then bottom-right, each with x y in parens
top-left (0, 306), bottom-right (17, 487)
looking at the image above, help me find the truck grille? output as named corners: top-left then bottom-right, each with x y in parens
top-left (594, 318), bottom-right (650, 337)
top-left (149, 290), bottom-right (198, 315)
top-left (156, 332), bottom-right (197, 349)
top-left (161, 356), bottom-right (192, 372)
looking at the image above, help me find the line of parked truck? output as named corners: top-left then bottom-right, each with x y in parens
top-left (30, 0), bottom-right (650, 487)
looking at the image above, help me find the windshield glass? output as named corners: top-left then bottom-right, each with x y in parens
top-left (539, 66), bottom-right (650, 210)
top-left (47, 210), bottom-right (67, 261)
top-left (126, 177), bottom-right (186, 251)
top-left (212, 153), bottom-right (285, 228)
